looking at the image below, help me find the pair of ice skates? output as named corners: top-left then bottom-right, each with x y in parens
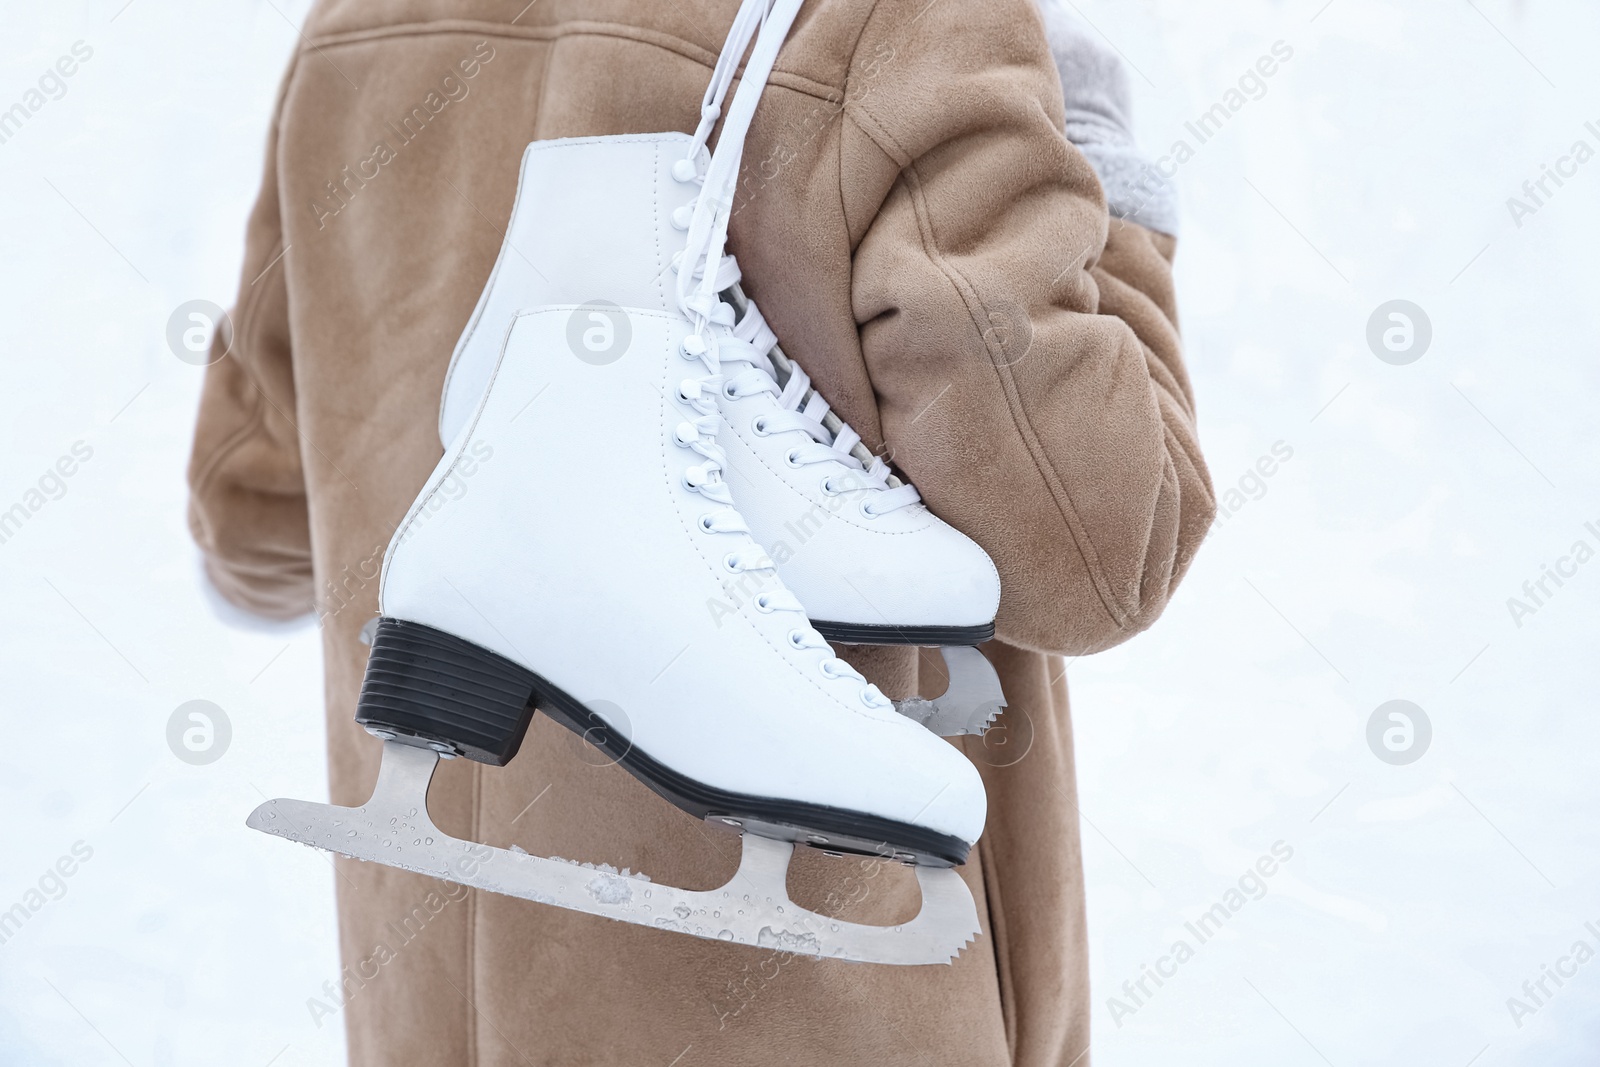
top-left (250, 0), bottom-right (1004, 965)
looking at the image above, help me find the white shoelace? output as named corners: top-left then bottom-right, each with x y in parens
top-left (669, 0), bottom-right (919, 519)
top-left (725, 293), bottom-right (920, 516)
top-left (672, 248), bottom-right (922, 516)
top-left (671, 0), bottom-right (890, 709)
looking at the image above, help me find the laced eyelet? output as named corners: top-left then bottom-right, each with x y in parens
top-left (671, 157), bottom-right (698, 183)
top-left (819, 660), bottom-right (842, 680)
top-left (674, 422), bottom-right (698, 447)
top-left (679, 335), bottom-right (707, 361)
top-left (751, 417), bottom-right (769, 436)
top-left (681, 473), bottom-right (698, 493)
top-left (820, 477), bottom-right (839, 497)
top-left (787, 629), bottom-right (807, 650)
top-left (784, 449), bottom-right (802, 468)
top-left (722, 553), bottom-right (741, 574)
top-left (858, 500), bottom-right (879, 520)
top-left (698, 514), bottom-right (716, 533)
top-left (722, 382), bottom-right (739, 401)
top-left (676, 382), bottom-right (695, 404)
top-left (754, 594), bottom-right (774, 613)
top-left (671, 205), bottom-right (693, 230)
top-left (860, 688), bottom-right (884, 709)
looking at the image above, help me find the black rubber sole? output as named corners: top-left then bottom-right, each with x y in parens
top-left (355, 618), bottom-right (970, 867)
top-left (810, 619), bottom-right (995, 646)
top-left (355, 619), bottom-right (538, 765)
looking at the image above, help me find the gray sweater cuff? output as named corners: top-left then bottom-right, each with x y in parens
top-left (1038, 0), bottom-right (1179, 237)
top-left (1075, 140), bottom-right (1181, 238)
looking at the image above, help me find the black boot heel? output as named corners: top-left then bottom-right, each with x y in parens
top-left (354, 617), bottom-right (539, 766)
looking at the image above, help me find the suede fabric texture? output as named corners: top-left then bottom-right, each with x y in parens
top-left (186, 2), bottom-right (1214, 1064)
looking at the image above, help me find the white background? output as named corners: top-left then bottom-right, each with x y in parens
top-left (0, 1), bottom-right (1596, 1064)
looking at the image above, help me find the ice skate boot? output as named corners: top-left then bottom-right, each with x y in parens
top-left (435, 2), bottom-right (1005, 738)
top-left (248, 0), bottom-right (985, 966)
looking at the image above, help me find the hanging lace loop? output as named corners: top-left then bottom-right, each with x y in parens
top-left (670, 0), bottom-right (898, 711)
top-left (675, 82), bottom-right (924, 517)
top-left (687, 0), bottom-right (773, 161)
top-left (678, 0), bottom-right (803, 327)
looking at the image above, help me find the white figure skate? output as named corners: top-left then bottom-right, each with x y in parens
top-left (435, 11), bottom-right (1005, 739)
top-left (249, 0), bottom-right (984, 966)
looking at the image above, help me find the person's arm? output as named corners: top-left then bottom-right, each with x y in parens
top-left (843, 0), bottom-right (1213, 657)
top-left (187, 99), bottom-right (314, 620)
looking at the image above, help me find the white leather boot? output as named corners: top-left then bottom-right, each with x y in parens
top-left (250, 0), bottom-right (985, 966)
top-left (436, 11), bottom-right (1005, 737)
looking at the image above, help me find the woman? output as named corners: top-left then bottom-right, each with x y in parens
top-left (188, 1), bottom-right (1211, 1062)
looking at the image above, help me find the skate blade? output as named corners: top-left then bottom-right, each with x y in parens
top-left (246, 740), bottom-right (980, 966)
top-left (893, 646), bottom-right (1007, 737)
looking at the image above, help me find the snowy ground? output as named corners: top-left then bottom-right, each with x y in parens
top-left (1, 1), bottom-right (1596, 1065)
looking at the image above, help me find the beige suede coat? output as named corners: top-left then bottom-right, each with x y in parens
top-left (187, 1), bottom-right (1213, 1064)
